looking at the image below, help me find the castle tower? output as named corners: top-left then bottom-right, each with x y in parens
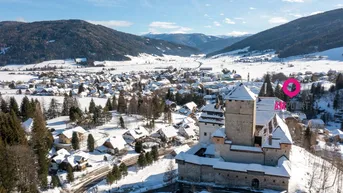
top-left (225, 83), bottom-right (257, 146)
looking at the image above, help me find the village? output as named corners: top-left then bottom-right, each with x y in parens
top-left (0, 59), bottom-right (343, 193)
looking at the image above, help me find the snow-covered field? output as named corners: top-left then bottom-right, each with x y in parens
top-left (1, 47), bottom-right (342, 82)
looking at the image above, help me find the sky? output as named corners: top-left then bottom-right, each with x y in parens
top-left (0, 0), bottom-right (342, 36)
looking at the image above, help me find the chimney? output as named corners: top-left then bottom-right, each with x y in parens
top-left (268, 134), bottom-right (273, 145)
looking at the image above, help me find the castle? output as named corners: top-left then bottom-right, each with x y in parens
top-left (176, 83), bottom-right (292, 191)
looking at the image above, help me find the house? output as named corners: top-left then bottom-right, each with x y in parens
top-left (102, 136), bottom-right (127, 155)
top-left (179, 101), bottom-right (197, 115)
top-left (62, 151), bottom-right (89, 171)
top-left (123, 127), bottom-right (149, 142)
top-left (179, 124), bottom-right (196, 139)
top-left (158, 126), bottom-right (178, 142)
top-left (51, 148), bottom-right (70, 171)
top-left (59, 126), bottom-right (87, 144)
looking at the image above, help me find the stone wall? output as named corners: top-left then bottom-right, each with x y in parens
top-left (178, 162), bottom-right (289, 191)
top-left (264, 144), bottom-right (291, 166)
top-left (199, 122), bottom-right (222, 144)
top-left (225, 100), bottom-right (256, 146)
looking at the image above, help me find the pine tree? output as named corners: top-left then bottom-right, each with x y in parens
top-left (87, 134), bottom-right (95, 152)
top-left (69, 106), bottom-right (82, 122)
top-left (72, 132), bottom-right (80, 150)
top-left (145, 152), bottom-right (153, 165)
top-left (112, 164), bottom-right (122, 182)
top-left (9, 97), bottom-right (19, 116)
top-left (152, 94), bottom-right (162, 119)
top-left (117, 91), bottom-right (127, 113)
top-left (334, 92), bottom-right (339, 110)
top-left (106, 172), bottom-right (115, 185)
top-left (31, 104), bottom-right (50, 188)
top-left (67, 165), bottom-right (74, 182)
top-left (105, 98), bottom-right (113, 111)
top-left (119, 163), bottom-right (128, 177)
top-left (258, 74), bottom-right (275, 97)
top-left (20, 96), bottom-right (34, 121)
top-left (89, 98), bottom-right (96, 114)
top-left (128, 95), bottom-right (138, 114)
top-left (135, 141), bottom-right (142, 153)
top-left (51, 175), bottom-right (59, 188)
top-left (47, 98), bottom-right (60, 119)
top-left (0, 98), bottom-right (9, 113)
top-left (112, 95), bottom-right (118, 111)
top-left (336, 73), bottom-right (343, 90)
top-left (62, 96), bottom-right (70, 116)
top-left (151, 146), bottom-right (159, 161)
top-left (137, 152), bottom-right (147, 168)
top-left (78, 83), bottom-right (85, 94)
top-left (119, 116), bottom-right (125, 128)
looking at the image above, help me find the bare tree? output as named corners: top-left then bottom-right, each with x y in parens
top-left (163, 160), bottom-right (176, 185)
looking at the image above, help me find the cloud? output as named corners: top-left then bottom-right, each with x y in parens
top-left (289, 13), bottom-right (302, 18)
top-left (223, 18), bottom-right (235, 24)
top-left (220, 13), bottom-right (224, 16)
top-left (282, 0), bottom-right (304, 3)
top-left (268, 17), bottom-right (288, 24)
top-left (249, 7), bottom-right (256, 10)
top-left (336, 4), bottom-right (343, 8)
top-left (204, 14), bottom-right (209, 17)
top-left (205, 3), bottom-right (210, 6)
top-left (204, 25), bottom-right (212, 28)
top-left (16, 17), bottom-right (26, 22)
top-left (309, 11), bottom-right (323, 16)
top-left (227, 31), bottom-right (250, 37)
top-left (148, 21), bottom-right (192, 34)
top-left (88, 20), bottom-right (133, 27)
top-left (234, 17), bottom-right (244, 20)
top-left (213, 21), bottom-right (221, 27)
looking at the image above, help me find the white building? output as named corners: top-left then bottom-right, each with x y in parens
top-left (198, 103), bottom-right (225, 143)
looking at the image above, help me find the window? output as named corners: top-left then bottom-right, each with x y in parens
top-left (213, 124), bottom-right (215, 126)
top-left (236, 176), bottom-right (238, 178)
top-left (264, 179), bottom-right (266, 182)
top-left (282, 181), bottom-right (285, 184)
top-left (217, 139), bottom-right (220, 142)
top-left (245, 177), bottom-right (247, 179)
top-left (205, 123), bottom-right (207, 125)
top-left (273, 180), bottom-right (276, 183)
top-left (204, 132), bottom-right (207, 136)
top-left (227, 174), bottom-right (229, 177)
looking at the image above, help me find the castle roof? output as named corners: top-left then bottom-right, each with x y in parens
top-left (225, 83), bottom-right (257, 101)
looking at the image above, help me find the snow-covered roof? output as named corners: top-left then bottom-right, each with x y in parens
top-left (61, 126), bottom-right (87, 139)
top-left (173, 144), bottom-right (190, 155)
top-left (201, 104), bottom-right (223, 113)
top-left (212, 128), bottom-right (226, 138)
top-left (180, 125), bottom-right (196, 137)
top-left (105, 135), bottom-right (127, 150)
top-left (225, 83), bottom-right (257, 101)
top-left (159, 126), bottom-right (178, 138)
top-left (124, 127), bottom-right (149, 139)
top-left (176, 152), bottom-right (291, 177)
top-left (22, 118), bottom-right (33, 133)
top-left (184, 101), bottom-right (197, 111)
top-left (204, 144), bottom-right (216, 155)
top-left (231, 145), bottom-right (263, 153)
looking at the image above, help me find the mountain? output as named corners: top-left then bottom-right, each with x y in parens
top-left (208, 9), bottom-right (343, 58)
top-left (0, 20), bottom-right (200, 65)
top-left (143, 33), bottom-right (248, 53)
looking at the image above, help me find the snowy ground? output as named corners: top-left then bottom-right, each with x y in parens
top-left (90, 154), bottom-right (177, 193)
top-left (1, 47), bottom-right (342, 82)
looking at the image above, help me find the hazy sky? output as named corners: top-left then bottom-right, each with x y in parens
top-left (0, 0), bottom-right (342, 36)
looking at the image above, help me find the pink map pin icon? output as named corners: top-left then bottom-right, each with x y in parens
top-left (282, 78), bottom-right (301, 98)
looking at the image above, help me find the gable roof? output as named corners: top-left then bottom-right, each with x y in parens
top-left (225, 83), bottom-right (257, 101)
top-left (105, 135), bottom-right (126, 150)
top-left (61, 126), bottom-right (87, 139)
top-left (125, 127), bottom-right (149, 139)
top-left (159, 126), bottom-right (178, 138)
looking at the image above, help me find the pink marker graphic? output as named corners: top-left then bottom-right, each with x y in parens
top-left (282, 78), bottom-right (301, 98)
